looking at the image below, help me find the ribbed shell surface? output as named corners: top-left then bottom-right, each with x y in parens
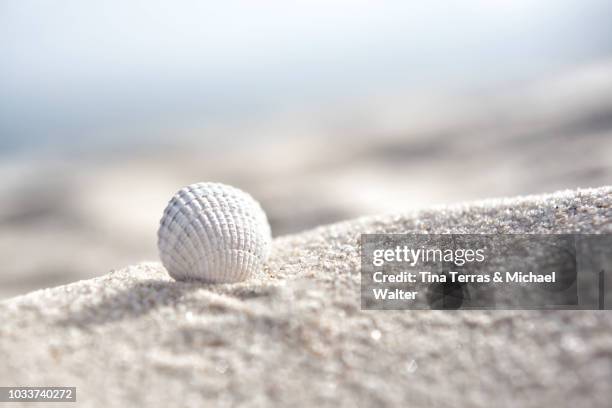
top-left (157, 183), bottom-right (271, 283)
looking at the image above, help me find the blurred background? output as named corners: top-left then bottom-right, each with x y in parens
top-left (1, 0), bottom-right (612, 298)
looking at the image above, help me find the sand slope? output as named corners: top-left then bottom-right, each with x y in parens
top-left (1, 186), bottom-right (611, 407)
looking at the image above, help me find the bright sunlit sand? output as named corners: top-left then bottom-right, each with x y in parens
top-left (1, 186), bottom-right (610, 406)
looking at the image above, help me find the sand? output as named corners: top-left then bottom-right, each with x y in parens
top-left (1, 186), bottom-right (611, 407)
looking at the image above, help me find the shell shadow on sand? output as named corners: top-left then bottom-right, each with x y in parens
top-left (55, 275), bottom-right (280, 328)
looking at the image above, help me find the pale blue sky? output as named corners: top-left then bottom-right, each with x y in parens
top-left (1, 0), bottom-right (611, 151)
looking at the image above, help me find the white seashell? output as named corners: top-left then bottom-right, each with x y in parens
top-left (157, 182), bottom-right (272, 283)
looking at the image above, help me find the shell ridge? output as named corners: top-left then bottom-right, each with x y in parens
top-left (158, 182), bottom-right (271, 282)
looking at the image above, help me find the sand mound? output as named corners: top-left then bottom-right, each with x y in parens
top-left (1, 186), bottom-right (611, 407)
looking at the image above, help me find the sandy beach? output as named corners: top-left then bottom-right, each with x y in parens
top-left (3, 3), bottom-right (612, 406)
top-left (1, 186), bottom-right (610, 407)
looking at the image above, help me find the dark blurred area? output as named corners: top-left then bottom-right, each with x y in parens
top-left (1, 0), bottom-right (612, 298)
